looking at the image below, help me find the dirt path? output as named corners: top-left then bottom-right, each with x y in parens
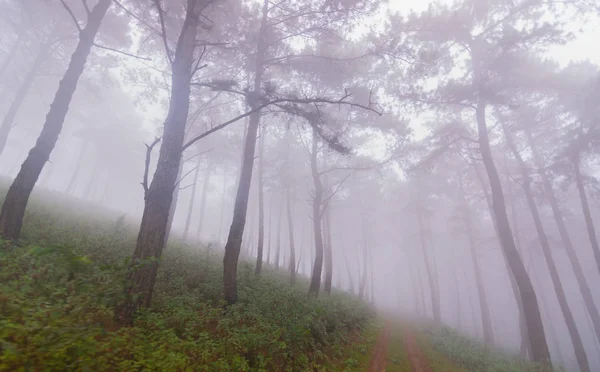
top-left (367, 321), bottom-right (391, 372)
top-left (403, 326), bottom-right (432, 372)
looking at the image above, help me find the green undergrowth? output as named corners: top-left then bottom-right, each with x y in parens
top-left (419, 322), bottom-right (562, 372)
top-left (0, 184), bottom-right (375, 371)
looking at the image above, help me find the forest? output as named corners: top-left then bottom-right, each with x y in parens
top-left (1, 0), bottom-right (600, 371)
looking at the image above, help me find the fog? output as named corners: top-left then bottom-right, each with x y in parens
top-left (1, 0), bottom-right (600, 370)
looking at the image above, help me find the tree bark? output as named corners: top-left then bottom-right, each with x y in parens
top-left (164, 155), bottom-right (183, 245)
top-left (475, 102), bottom-right (550, 364)
top-left (275, 188), bottom-right (283, 268)
top-left (218, 167), bottom-right (227, 243)
top-left (65, 140), bottom-right (88, 195)
top-left (196, 160), bottom-right (211, 240)
top-left (0, 32), bottom-right (22, 80)
top-left (503, 124), bottom-right (589, 371)
top-left (0, 38), bottom-right (52, 157)
top-left (287, 187), bottom-right (296, 284)
top-left (525, 129), bottom-right (600, 347)
top-left (255, 128), bottom-right (265, 274)
top-left (323, 190), bottom-right (333, 294)
top-left (266, 191), bottom-right (274, 264)
top-left (223, 0), bottom-right (268, 304)
top-left (573, 153), bottom-right (600, 276)
top-left (183, 156), bottom-right (201, 240)
top-left (458, 176), bottom-right (495, 346)
top-left (0, 0), bottom-right (112, 240)
top-left (416, 196), bottom-right (441, 322)
top-left (114, 0), bottom-right (200, 324)
top-left (308, 129), bottom-right (324, 296)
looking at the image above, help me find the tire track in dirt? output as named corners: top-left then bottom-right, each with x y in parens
top-left (403, 326), bottom-right (432, 372)
top-left (367, 321), bottom-right (392, 372)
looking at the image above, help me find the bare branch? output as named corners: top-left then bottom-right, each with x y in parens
top-left (181, 94), bottom-right (381, 152)
top-left (141, 137), bottom-right (162, 196)
top-left (153, 0), bottom-right (173, 65)
top-left (59, 0), bottom-right (82, 32)
top-left (93, 43), bottom-right (152, 61)
top-left (113, 0), bottom-right (162, 35)
top-left (81, 0), bottom-right (90, 14)
top-left (174, 165), bottom-right (199, 191)
top-left (321, 172), bottom-right (352, 215)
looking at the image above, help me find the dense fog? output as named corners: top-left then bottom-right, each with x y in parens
top-left (1, 0), bottom-right (600, 370)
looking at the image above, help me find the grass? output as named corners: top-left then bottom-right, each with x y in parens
top-left (418, 321), bottom-right (562, 372)
top-left (0, 182), bottom-right (375, 371)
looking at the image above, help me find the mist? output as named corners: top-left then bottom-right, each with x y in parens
top-left (1, 0), bottom-right (600, 371)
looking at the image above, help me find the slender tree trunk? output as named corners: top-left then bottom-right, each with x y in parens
top-left (222, 0), bottom-right (268, 305)
top-left (183, 156), bottom-right (201, 240)
top-left (266, 191), bottom-right (274, 264)
top-left (452, 250), bottom-right (463, 331)
top-left (475, 102), bottom-right (550, 364)
top-left (358, 212), bottom-right (368, 299)
top-left (0, 39), bottom-right (52, 157)
top-left (218, 167), bottom-right (227, 244)
top-left (514, 156), bottom-right (590, 372)
top-left (475, 163), bottom-right (530, 356)
top-left (343, 248), bottom-right (355, 294)
top-left (196, 161), bottom-right (211, 240)
top-left (525, 129), bottom-right (600, 347)
top-left (308, 129), bottom-right (324, 296)
top-left (275, 188), bottom-right (283, 268)
top-left (416, 198), bottom-right (441, 322)
top-left (114, 0), bottom-right (200, 324)
top-left (0, 0), bottom-right (111, 240)
top-left (164, 155), bottom-right (183, 245)
top-left (323, 197), bottom-right (333, 294)
top-left (0, 32), bottom-right (22, 80)
top-left (573, 153), bottom-right (600, 276)
top-left (458, 176), bottom-right (495, 346)
top-left (287, 187), bottom-right (296, 284)
top-left (255, 129), bottom-right (265, 274)
top-left (65, 140), bottom-right (89, 195)
top-left (83, 157), bottom-right (98, 200)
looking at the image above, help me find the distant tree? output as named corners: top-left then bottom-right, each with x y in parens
top-left (0, 0), bottom-right (113, 240)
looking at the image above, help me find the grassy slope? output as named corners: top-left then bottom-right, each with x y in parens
top-left (0, 182), bottom-right (377, 371)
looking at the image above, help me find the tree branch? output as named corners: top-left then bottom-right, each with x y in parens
top-left (141, 137), bottom-right (162, 196)
top-left (93, 43), bottom-right (152, 60)
top-left (153, 0), bottom-right (173, 65)
top-left (81, 0), bottom-right (90, 14)
top-left (181, 93), bottom-right (381, 152)
top-left (59, 0), bottom-right (82, 33)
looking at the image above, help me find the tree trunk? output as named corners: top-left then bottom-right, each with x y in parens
top-left (343, 248), bottom-right (355, 294)
top-left (573, 153), bottom-right (600, 276)
top-left (287, 187), bottom-right (296, 284)
top-left (0, 39), bottom-right (52, 157)
top-left (223, 0), bottom-right (269, 304)
top-left (308, 129), bottom-right (324, 296)
top-left (506, 127), bottom-right (591, 372)
top-left (164, 155), bottom-right (183, 245)
top-left (218, 167), bottom-right (227, 244)
top-left (323, 195), bottom-right (333, 294)
top-left (114, 0), bottom-right (200, 324)
top-left (0, 32), bottom-right (22, 80)
top-left (65, 140), bottom-right (89, 195)
top-left (275, 189), bottom-right (283, 268)
top-left (183, 156), bottom-right (201, 240)
top-left (255, 128), bottom-right (265, 274)
top-left (476, 162), bottom-right (531, 356)
top-left (0, 0), bottom-right (111, 240)
top-left (525, 129), bottom-right (600, 347)
top-left (196, 160), bottom-right (211, 240)
top-left (458, 176), bottom-right (495, 345)
top-left (475, 102), bottom-right (550, 364)
top-left (266, 191), bottom-right (274, 264)
top-left (416, 198), bottom-right (441, 322)
top-left (358, 212), bottom-right (368, 299)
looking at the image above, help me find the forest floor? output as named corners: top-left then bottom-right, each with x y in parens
top-left (365, 318), bottom-right (467, 372)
